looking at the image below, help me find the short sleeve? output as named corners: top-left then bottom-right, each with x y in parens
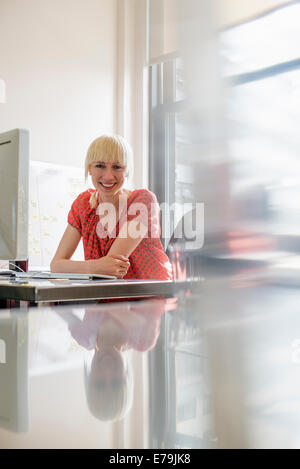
top-left (126, 190), bottom-right (161, 238)
top-left (68, 196), bottom-right (82, 234)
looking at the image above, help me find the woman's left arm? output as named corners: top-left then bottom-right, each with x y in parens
top-left (107, 220), bottom-right (148, 258)
top-left (108, 190), bottom-right (160, 259)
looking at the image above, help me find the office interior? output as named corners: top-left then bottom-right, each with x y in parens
top-left (1, 0), bottom-right (300, 449)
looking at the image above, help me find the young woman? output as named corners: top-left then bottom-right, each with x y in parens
top-left (50, 135), bottom-right (172, 280)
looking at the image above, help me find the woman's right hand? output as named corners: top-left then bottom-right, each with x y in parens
top-left (89, 254), bottom-right (130, 278)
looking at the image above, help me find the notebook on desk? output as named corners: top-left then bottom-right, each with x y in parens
top-left (0, 270), bottom-right (116, 280)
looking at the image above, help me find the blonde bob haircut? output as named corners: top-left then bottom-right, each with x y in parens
top-left (85, 134), bottom-right (133, 180)
top-left (85, 135), bottom-right (133, 208)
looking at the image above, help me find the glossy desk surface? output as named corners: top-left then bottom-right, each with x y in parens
top-left (1, 281), bottom-right (300, 449)
top-left (0, 278), bottom-right (175, 303)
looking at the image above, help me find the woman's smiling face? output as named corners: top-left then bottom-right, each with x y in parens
top-left (89, 161), bottom-right (127, 198)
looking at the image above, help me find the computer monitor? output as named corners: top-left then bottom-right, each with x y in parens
top-left (0, 129), bottom-right (29, 260)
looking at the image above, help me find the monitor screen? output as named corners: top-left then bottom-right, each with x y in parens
top-left (0, 129), bottom-right (29, 260)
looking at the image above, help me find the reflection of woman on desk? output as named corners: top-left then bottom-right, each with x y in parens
top-left (57, 299), bottom-right (175, 421)
top-left (50, 135), bottom-right (172, 280)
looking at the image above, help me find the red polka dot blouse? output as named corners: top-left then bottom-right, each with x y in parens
top-left (68, 189), bottom-right (172, 280)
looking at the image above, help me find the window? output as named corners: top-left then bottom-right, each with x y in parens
top-left (149, 2), bottom-right (300, 245)
top-left (221, 2), bottom-right (300, 234)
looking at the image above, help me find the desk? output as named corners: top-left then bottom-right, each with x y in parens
top-left (0, 298), bottom-right (197, 448)
top-left (2, 283), bottom-right (300, 448)
top-left (0, 278), bottom-right (176, 305)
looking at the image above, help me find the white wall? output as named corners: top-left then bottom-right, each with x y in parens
top-left (116, 0), bottom-right (149, 189)
top-left (0, 0), bottom-right (117, 170)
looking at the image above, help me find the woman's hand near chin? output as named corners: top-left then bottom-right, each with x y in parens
top-left (88, 254), bottom-right (130, 278)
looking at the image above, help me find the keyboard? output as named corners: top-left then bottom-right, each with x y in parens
top-left (0, 270), bottom-right (116, 280)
